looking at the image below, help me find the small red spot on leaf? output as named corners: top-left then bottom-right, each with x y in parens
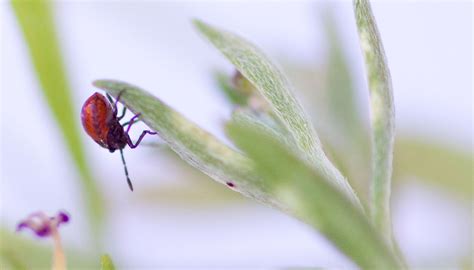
top-left (226, 182), bottom-right (235, 188)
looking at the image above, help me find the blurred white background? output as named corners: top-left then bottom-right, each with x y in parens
top-left (1, 1), bottom-right (472, 268)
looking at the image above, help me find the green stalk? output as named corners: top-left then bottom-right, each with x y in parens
top-left (11, 0), bottom-right (103, 238)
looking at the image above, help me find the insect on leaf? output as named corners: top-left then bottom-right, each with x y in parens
top-left (93, 80), bottom-right (279, 207)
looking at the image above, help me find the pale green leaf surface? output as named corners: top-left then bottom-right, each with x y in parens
top-left (227, 123), bottom-right (402, 269)
top-left (93, 80), bottom-right (279, 207)
top-left (194, 20), bottom-right (362, 209)
top-left (354, 0), bottom-right (395, 240)
top-left (11, 0), bottom-right (103, 235)
top-left (231, 109), bottom-right (293, 148)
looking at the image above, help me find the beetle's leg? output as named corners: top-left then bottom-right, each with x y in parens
top-left (106, 93), bottom-right (114, 104)
top-left (117, 106), bottom-right (127, 121)
top-left (122, 116), bottom-right (139, 128)
top-left (119, 148), bottom-right (134, 191)
top-left (127, 130), bottom-right (157, 149)
top-left (114, 90), bottom-right (125, 106)
top-left (106, 90), bottom-right (125, 114)
top-left (125, 113), bottom-right (157, 148)
top-left (124, 113), bottom-right (141, 133)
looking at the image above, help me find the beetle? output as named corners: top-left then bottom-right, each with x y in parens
top-left (81, 91), bottom-right (156, 191)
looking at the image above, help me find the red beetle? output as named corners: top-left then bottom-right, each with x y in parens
top-left (81, 91), bottom-right (156, 191)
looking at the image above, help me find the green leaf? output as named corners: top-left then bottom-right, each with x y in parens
top-left (194, 19), bottom-right (362, 210)
top-left (11, 0), bottom-right (103, 236)
top-left (354, 0), bottom-right (395, 240)
top-left (324, 11), bottom-right (364, 144)
top-left (394, 138), bottom-right (472, 198)
top-left (319, 10), bottom-right (372, 200)
top-left (226, 122), bottom-right (402, 269)
top-left (93, 80), bottom-right (278, 207)
top-left (100, 254), bottom-right (115, 270)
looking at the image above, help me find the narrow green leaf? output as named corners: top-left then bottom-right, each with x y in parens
top-left (100, 254), bottom-right (115, 270)
top-left (11, 0), bottom-right (103, 234)
top-left (194, 20), bottom-right (362, 209)
top-left (394, 138), bottom-right (472, 198)
top-left (93, 80), bottom-right (279, 207)
top-left (324, 11), bottom-right (363, 142)
top-left (319, 10), bottom-right (372, 200)
top-left (227, 123), bottom-right (401, 269)
top-left (354, 0), bottom-right (395, 240)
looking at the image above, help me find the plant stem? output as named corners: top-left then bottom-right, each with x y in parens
top-left (51, 228), bottom-right (66, 270)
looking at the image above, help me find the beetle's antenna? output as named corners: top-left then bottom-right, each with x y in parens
top-left (119, 149), bottom-right (133, 191)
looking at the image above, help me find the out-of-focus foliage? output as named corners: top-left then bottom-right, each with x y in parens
top-left (10, 0), bottom-right (104, 236)
top-left (100, 254), bottom-right (116, 270)
top-left (0, 229), bottom-right (95, 269)
top-left (393, 138), bottom-right (472, 198)
top-left (324, 11), bottom-right (365, 148)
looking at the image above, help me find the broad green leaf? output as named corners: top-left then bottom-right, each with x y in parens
top-left (226, 123), bottom-right (402, 269)
top-left (354, 0), bottom-right (395, 240)
top-left (194, 20), bottom-right (362, 209)
top-left (93, 80), bottom-right (279, 207)
top-left (11, 0), bottom-right (103, 236)
top-left (100, 254), bottom-right (115, 270)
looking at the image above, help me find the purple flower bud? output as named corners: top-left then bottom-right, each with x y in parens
top-left (56, 211), bottom-right (70, 225)
top-left (17, 211), bottom-right (70, 238)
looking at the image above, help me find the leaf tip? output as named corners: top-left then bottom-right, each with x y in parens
top-left (92, 79), bottom-right (126, 92)
top-left (192, 18), bottom-right (208, 32)
top-left (192, 19), bottom-right (219, 40)
top-left (191, 18), bottom-right (203, 26)
top-left (92, 79), bottom-right (114, 89)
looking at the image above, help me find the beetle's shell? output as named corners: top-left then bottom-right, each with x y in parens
top-left (81, 93), bottom-right (114, 149)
